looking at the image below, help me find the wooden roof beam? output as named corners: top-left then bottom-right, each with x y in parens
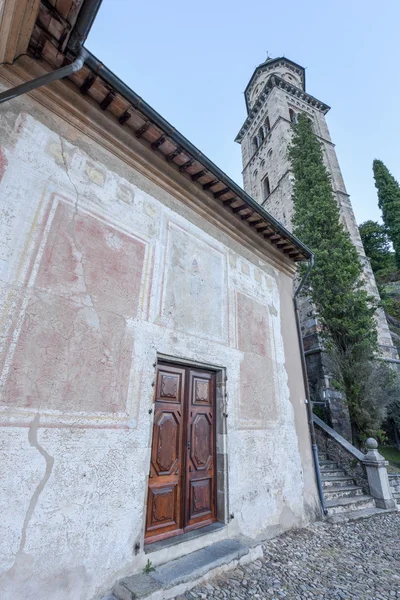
top-left (151, 135), bottom-right (167, 150)
top-left (254, 223), bottom-right (269, 231)
top-left (119, 109), bottom-right (132, 125)
top-left (214, 187), bottom-right (230, 199)
top-left (202, 180), bottom-right (219, 191)
top-left (166, 147), bottom-right (183, 162)
top-left (179, 158), bottom-right (194, 172)
top-left (136, 121), bottom-right (151, 138)
top-left (222, 197), bottom-right (236, 205)
top-left (248, 218), bottom-right (264, 227)
top-left (80, 72), bottom-right (96, 95)
top-left (232, 204), bottom-right (247, 213)
top-left (192, 169), bottom-right (208, 181)
top-left (100, 89), bottom-right (116, 110)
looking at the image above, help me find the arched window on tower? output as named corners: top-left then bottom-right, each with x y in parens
top-left (252, 136), bottom-right (259, 152)
top-left (265, 116), bottom-right (271, 134)
top-left (259, 127), bottom-right (265, 142)
top-left (289, 108), bottom-right (297, 124)
top-left (262, 175), bottom-right (271, 200)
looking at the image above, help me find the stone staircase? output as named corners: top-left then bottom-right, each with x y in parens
top-left (319, 452), bottom-right (376, 519)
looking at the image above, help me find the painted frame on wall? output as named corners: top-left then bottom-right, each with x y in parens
top-left (0, 190), bottom-right (153, 430)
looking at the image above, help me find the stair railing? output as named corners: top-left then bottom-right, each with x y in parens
top-left (313, 414), bottom-right (397, 510)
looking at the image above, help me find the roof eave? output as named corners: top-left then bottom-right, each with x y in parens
top-left (81, 50), bottom-right (312, 262)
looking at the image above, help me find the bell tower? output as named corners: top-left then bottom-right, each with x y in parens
top-left (236, 57), bottom-right (398, 437)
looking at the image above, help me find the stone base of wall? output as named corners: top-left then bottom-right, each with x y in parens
top-left (315, 423), bottom-right (369, 494)
top-left (388, 474), bottom-right (400, 504)
top-left (306, 345), bottom-right (352, 442)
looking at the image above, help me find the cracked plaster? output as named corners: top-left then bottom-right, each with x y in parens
top-left (0, 99), bottom-right (320, 599)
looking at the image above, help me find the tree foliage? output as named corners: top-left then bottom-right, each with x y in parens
top-left (373, 159), bottom-right (400, 269)
top-left (359, 220), bottom-right (396, 281)
top-left (289, 114), bottom-right (385, 443)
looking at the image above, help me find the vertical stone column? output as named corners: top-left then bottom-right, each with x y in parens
top-left (363, 439), bottom-right (397, 509)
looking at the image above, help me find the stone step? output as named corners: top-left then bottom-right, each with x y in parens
top-left (110, 538), bottom-right (262, 600)
top-left (319, 466), bottom-right (343, 474)
top-left (318, 460), bottom-right (338, 470)
top-left (320, 468), bottom-right (347, 478)
top-left (323, 485), bottom-right (364, 501)
top-left (328, 505), bottom-right (399, 524)
top-left (325, 495), bottom-right (375, 515)
top-left (322, 475), bottom-right (357, 488)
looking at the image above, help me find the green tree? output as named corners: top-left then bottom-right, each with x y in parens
top-left (359, 220), bottom-right (395, 280)
top-left (289, 114), bottom-right (384, 444)
top-left (373, 160), bottom-right (400, 269)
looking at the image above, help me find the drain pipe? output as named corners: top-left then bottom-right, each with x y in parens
top-left (293, 254), bottom-right (328, 516)
top-left (67, 0), bottom-right (104, 53)
top-left (0, 48), bottom-right (87, 105)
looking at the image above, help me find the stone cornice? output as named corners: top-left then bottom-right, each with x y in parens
top-left (236, 75), bottom-right (330, 143)
top-left (244, 57), bottom-right (305, 112)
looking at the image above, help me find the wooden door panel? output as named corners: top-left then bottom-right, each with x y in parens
top-left (145, 483), bottom-right (179, 535)
top-left (190, 478), bottom-right (213, 519)
top-left (191, 413), bottom-right (213, 470)
top-left (157, 368), bottom-right (183, 403)
top-left (145, 364), bottom-right (185, 542)
top-left (185, 370), bottom-right (216, 531)
top-left (146, 364), bottom-right (217, 542)
top-left (152, 410), bottom-right (180, 476)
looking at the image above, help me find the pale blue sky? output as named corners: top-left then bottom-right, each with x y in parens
top-left (87, 0), bottom-right (400, 225)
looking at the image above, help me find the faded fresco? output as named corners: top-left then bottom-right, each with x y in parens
top-left (0, 110), bottom-right (317, 599)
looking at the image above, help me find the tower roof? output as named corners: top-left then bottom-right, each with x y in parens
top-left (244, 57), bottom-right (306, 113)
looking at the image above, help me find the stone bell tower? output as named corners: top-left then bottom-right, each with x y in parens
top-left (235, 56), bottom-right (398, 437)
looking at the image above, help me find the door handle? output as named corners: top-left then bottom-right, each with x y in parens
top-left (187, 441), bottom-right (191, 449)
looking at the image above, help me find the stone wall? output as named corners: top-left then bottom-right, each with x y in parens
top-left (315, 424), bottom-right (369, 494)
top-left (388, 474), bottom-right (400, 505)
top-left (239, 61), bottom-right (398, 359)
top-left (0, 81), bottom-right (320, 600)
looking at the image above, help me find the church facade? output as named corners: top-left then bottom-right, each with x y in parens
top-left (235, 57), bottom-right (399, 436)
top-left (0, 3), bottom-right (321, 599)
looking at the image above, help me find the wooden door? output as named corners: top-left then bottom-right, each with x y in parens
top-left (184, 370), bottom-right (216, 531)
top-left (145, 364), bottom-right (185, 543)
top-left (145, 363), bottom-right (216, 543)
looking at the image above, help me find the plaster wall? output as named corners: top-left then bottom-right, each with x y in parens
top-left (0, 87), bottom-right (319, 600)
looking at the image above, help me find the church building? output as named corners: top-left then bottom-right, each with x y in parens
top-left (0, 1), bottom-right (373, 599)
top-left (235, 56), bottom-right (399, 438)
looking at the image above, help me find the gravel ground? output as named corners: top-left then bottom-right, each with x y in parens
top-left (178, 512), bottom-right (400, 600)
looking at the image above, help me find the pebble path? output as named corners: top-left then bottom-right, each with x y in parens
top-left (176, 512), bottom-right (400, 600)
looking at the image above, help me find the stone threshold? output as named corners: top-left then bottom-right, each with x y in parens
top-left (144, 522), bottom-right (226, 555)
top-left (103, 537), bottom-right (263, 600)
top-left (327, 505), bottom-right (398, 524)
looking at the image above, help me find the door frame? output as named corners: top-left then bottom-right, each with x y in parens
top-left (143, 354), bottom-right (229, 545)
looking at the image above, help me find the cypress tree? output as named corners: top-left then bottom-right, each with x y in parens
top-left (359, 220), bottom-right (395, 280)
top-left (289, 114), bottom-right (380, 443)
top-left (373, 160), bottom-right (400, 269)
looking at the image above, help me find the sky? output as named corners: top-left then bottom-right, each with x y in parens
top-left (87, 0), bottom-right (400, 226)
